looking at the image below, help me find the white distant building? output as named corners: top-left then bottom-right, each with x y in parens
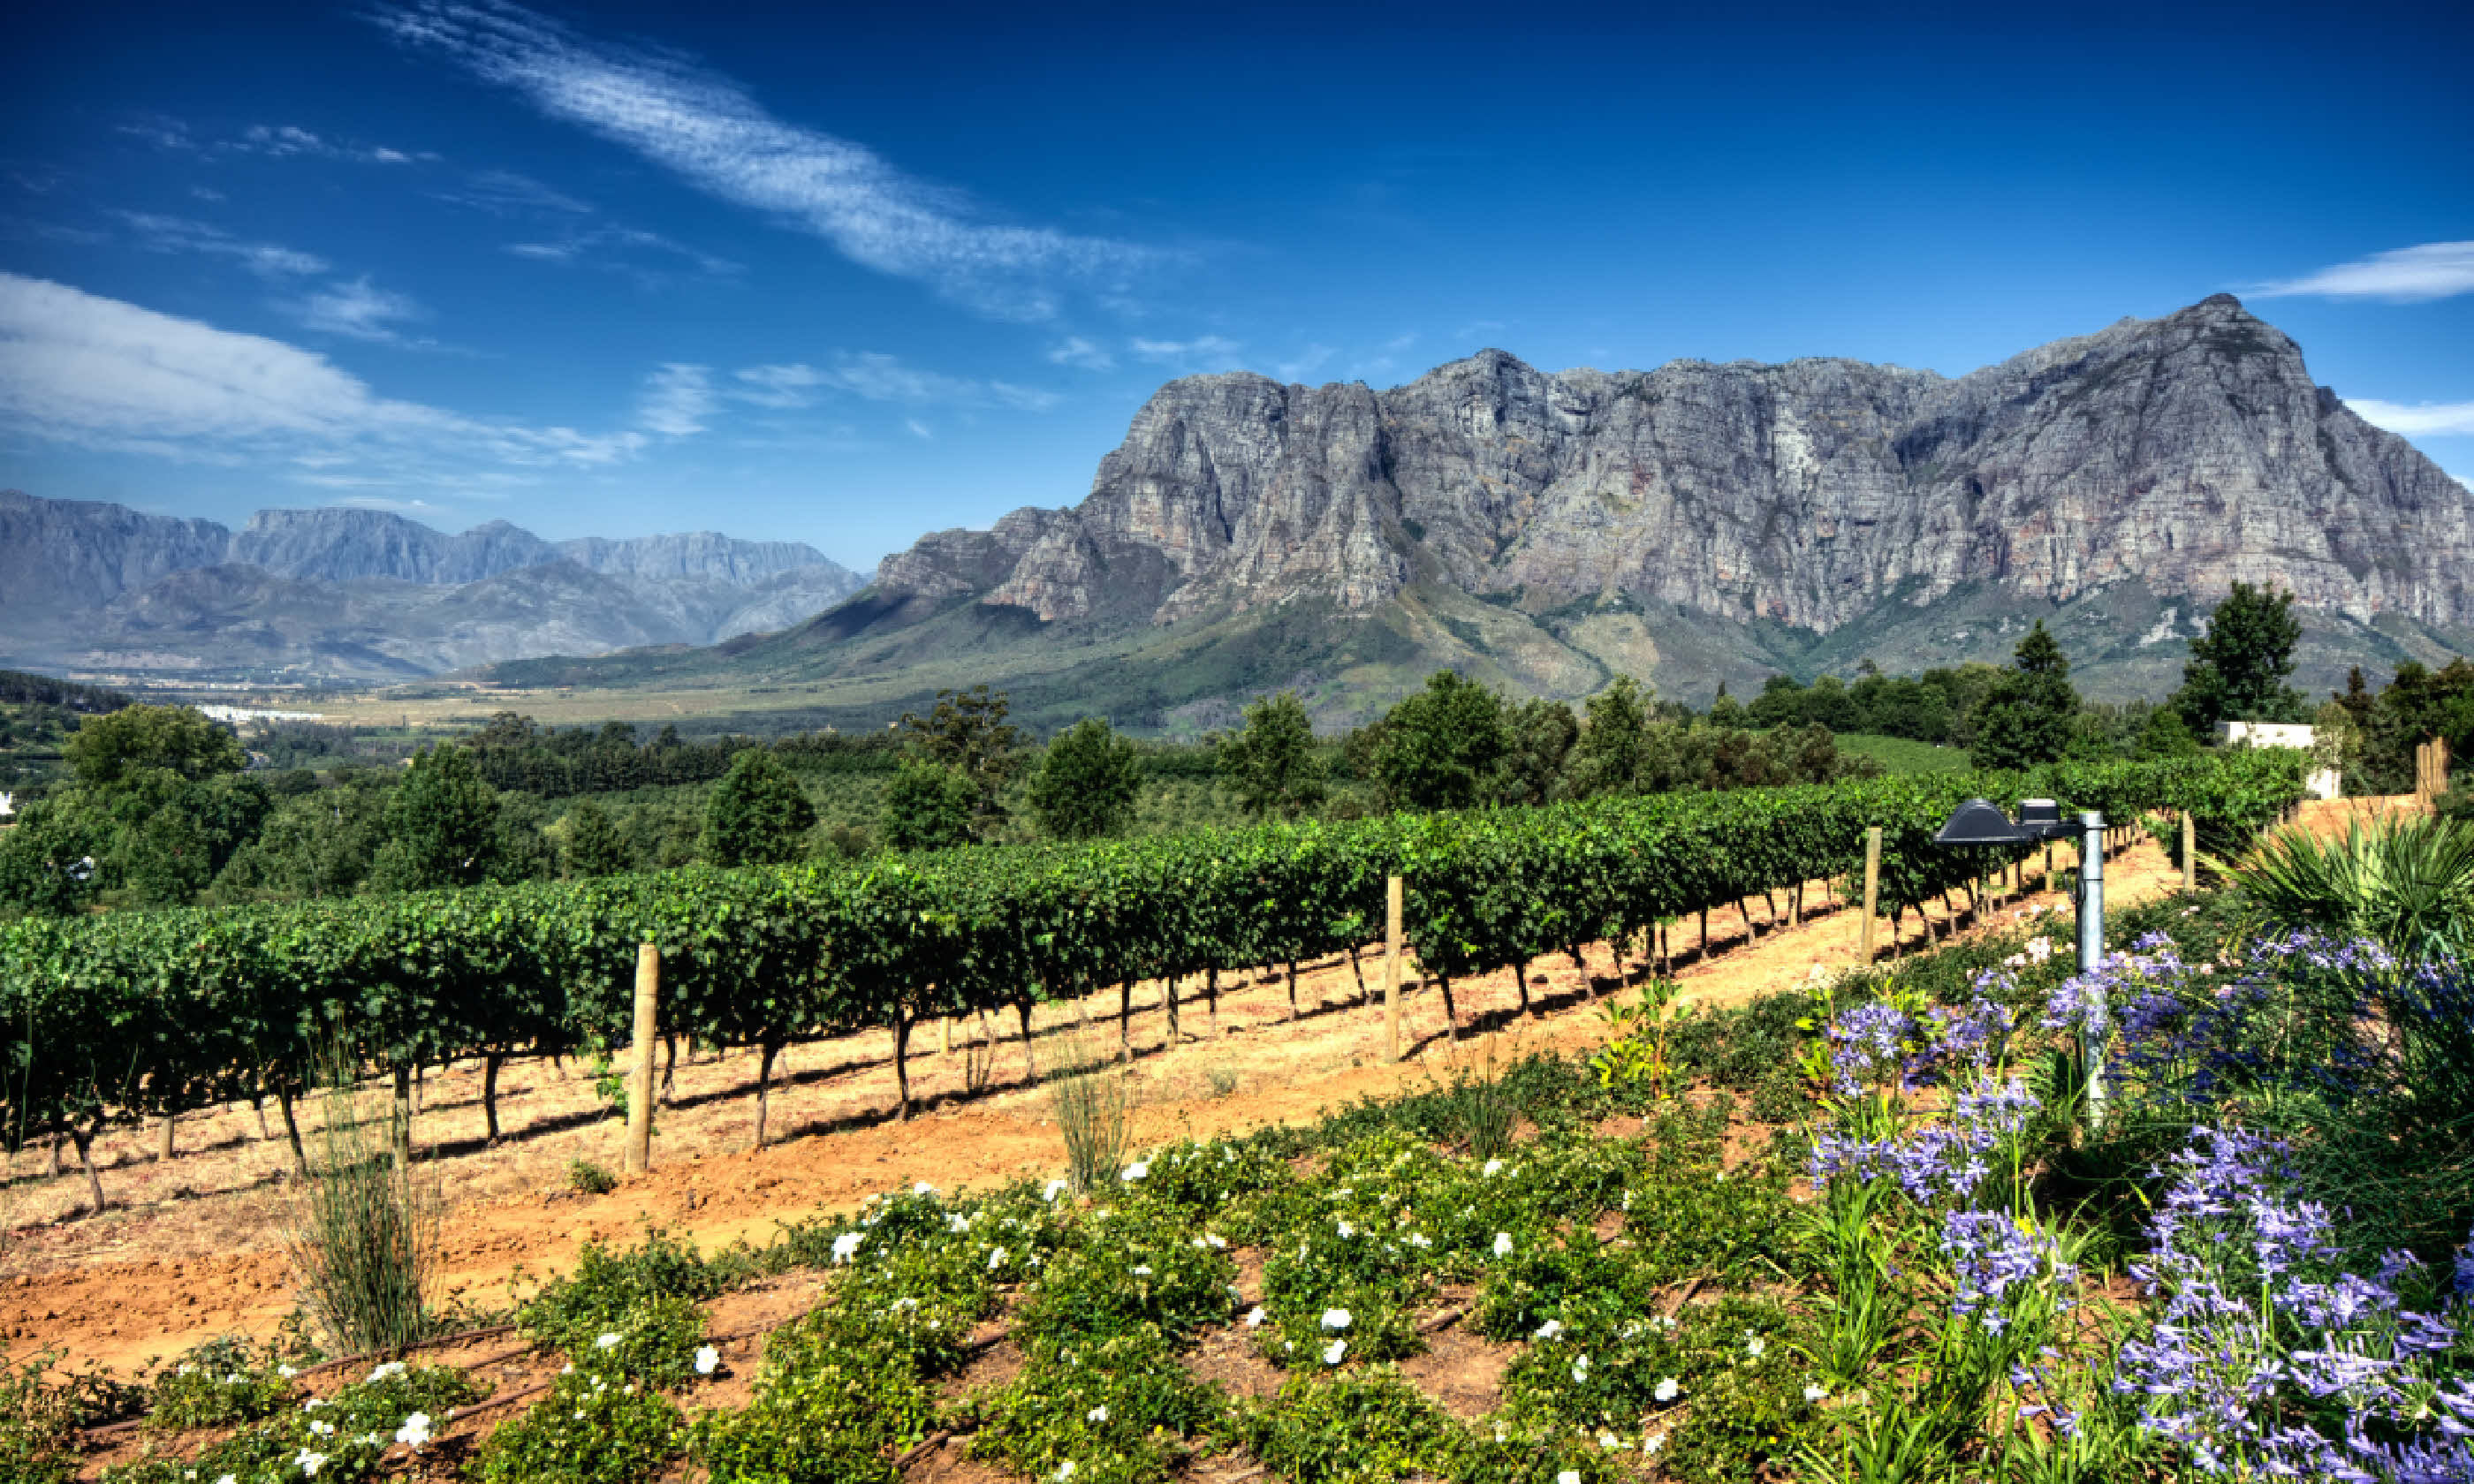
top-left (195, 704), bottom-right (326, 724)
top-left (2217, 722), bottom-right (2341, 800)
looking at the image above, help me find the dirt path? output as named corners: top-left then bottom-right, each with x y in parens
top-left (4, 831), bottom-right (2201, 1375)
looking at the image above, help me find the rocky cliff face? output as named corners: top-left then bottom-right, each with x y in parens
top-left (877, 296), bottom-right (2473, 637)
top-left (0, 491), bottom-right (231, 615)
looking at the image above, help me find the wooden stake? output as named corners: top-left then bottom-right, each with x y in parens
top-left (625, 942), bottom-right (657, 1174)
top-left (2181, 810), bottom-right (2197, 891)
top-left (1860, 826), bottom-right (1882, 964)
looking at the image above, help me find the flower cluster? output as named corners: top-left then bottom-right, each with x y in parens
top-left (2110, 1124), bottom-right (2474, 1479)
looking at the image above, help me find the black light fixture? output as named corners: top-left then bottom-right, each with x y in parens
top-left (1931, 797), bottom-right (2076, 846)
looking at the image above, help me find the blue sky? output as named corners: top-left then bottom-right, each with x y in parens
top-left (3, 0), bottom-right (2469, 574)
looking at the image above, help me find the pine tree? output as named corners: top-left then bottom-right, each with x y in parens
top-left (2174, 582), bottom-right (2307, 733)
top-left (1028, 718), bottom-right (1142, 840)
top-left (563, 799), bottom-right (631, 877)
top-left (1969, 622), bottom-right (2080, 769)
top-left (1213, 693), bottom-right (1327, 819)
top-left (702, 751), bottom-right (816, 867)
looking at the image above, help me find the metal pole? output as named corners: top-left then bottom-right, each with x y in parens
top-left (625, 943), bottom-right (658, 1174)
top-left (1383, 875), bottom-right (1404, 1063)
top-left (1859, 826), bottom-right (1882, 963)
top-left (2077, 812), bottom-right (2107, 1129)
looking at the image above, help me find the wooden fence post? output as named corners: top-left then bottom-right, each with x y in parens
top-left (2181, 810), bottom-right (2197, 891)
top-left (1859, 827), bottom-right (1882, 964)
top-left (1384, 875), bottom-right (1405, 1064)
top-left (625, 943), bottom-right (658, 1175)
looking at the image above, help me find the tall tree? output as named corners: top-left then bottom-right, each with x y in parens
top-left (1214, 692), bottom-right (1327, 819)
top-left (900, 685), bottom-right (1021, 827)
top-left (1567, 677), bottom-right (1652, 799)
top-left (1969, 622), bottom-right (2081, 769)
top-left (1028, 718), bottom-right (1143, 840)
top-left (2174, 582), bottom-right (2308, 733)
top-left (881, 760), bottom-right (979, 851)
top-left (64, 704), bottom-right (243, 789)
top-left (562, 799), bottom-right (631, 877)
top-left (370, 744), bottom-right (504, 891)
top-left (702, 750), bottom-right (817, 867)
top-left (1498, 697), bottom-right (1580, 806)
top-left (1373, 671), bottom-right (1509, 812)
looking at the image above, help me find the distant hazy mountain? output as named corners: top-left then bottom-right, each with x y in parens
top-left (485, 295), bottom-right (2474, 734)
top-left (0, 493), bottom-right (871, 680)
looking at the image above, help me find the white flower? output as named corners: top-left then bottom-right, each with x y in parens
top-left (1493, 1231), bottom-right (1514, 1257)
top-left (1244, 1306), bottom-right (1267, 1328)
top-left (831, 1230), bottom-right (865, 1264)
top-left (216, 1476), bottom-right (239, 1484)
top-left (694, 1346), bottom-right (721, 1376)
top-left (1120, 1160), bottom-right (1150, 1181)
top-left (947, 1213), bottom-right (971, 1231)
top-left (302, 1397), bottom-right (328, 1410)
top-left (1044, 1178), bottom-right (1070, 1201)
top-left (1054, 1463), bottom-right (1076, 1481)
top-left (1204, 1233), bottom-right (1226, 1248)
top-left (1532, 1319), bottom-right (1562, 1341)
top-left (989, 1246), bottom-right (1010, 1271)
top-left (1322, 1338), bottom-right (1347, 1365)
top-left (1804, 1383), bottom-right (1829, 1402)
top-left (1572, 1359), bottom-right (1590, 1383)
top-left (1133, 1264), bottom-right (1153, 1276)
top-left (914, 1180), bottom-right (936, 1194)
top-left (1654, 1376), bottom-right (1680, 1402)
top-left (393, 1412), bottom-right (433, 1448)
top-left (277, 1365), bottom-right (297, 1379)
top-left (594, 1332), bottom-right (621, 1350)
top-left (1599, 1429), bottom-right (1623, 1449)
top-left (295, 1451), bottom-right (327, 1478)
top-left (2026, 936), bottom-right (2054, 963)
top-left (1560, 1473), bottom-right (1582, 1484)
top-left (1408, 1232), bottom-right (1431, 1248)
top-left (1483, 1158), bottom-right (1504, 1177)
top-left (1321, 1308), bottom-right (1353, 1331)
top-left (1087, 1404), bottom-right (1109, 1422)
top-left (366, 1360), bottom-right (406, 1383)
top-left (309, 1420), bottom-right (335, 1436)
top-left (1745, 1335), bottom-right (1767, 1357)
top-left (1336, 1220), bottom-right (1355, 1238)
top-left (1644, 1431), bottom-right (1666, 1455)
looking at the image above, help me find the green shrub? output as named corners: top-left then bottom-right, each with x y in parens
top-left (1050, 1032), bottom-right (1132, 1192)
top-left (1014, 1200), bottom-right (1236, 1345)
top-left (566, 1158), bottom-right (618, 1195)
top-left (692, 1289), bottom-right (965, 1483)
top-left (143, 1336), bottom-right (293, 1430)
top-left (106, 1364), bottom-right (481, 1484)
top-left (1236, 1368), bottom-right (1461, 1484)
top-left (1657, 1298), bottom-right (1825, 1484)
top-left (285, 1060), bottom-right (438, 1355)
top-left (970, 1329), bottom-right (1226, 1484)
top-left (474, 1369), bottom-right (684, 1484)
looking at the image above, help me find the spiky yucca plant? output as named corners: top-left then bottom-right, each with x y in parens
top-left (2217, 814), bottom-right (2474, 964)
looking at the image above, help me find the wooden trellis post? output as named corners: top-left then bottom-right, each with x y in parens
top-left (625, 943), bottom-right (658, 1175)
top-left (1383, 875), bottom-right (1405, 1063)
top-left (1858, 826), bottom-right (1882, 964)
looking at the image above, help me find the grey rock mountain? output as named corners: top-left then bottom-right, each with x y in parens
top-left (642, 292), bottom-right (2467, 730)
top-left (880, 295), bottom-right (2472, 637)
top-left (0, 494), bottom-right (870, 678)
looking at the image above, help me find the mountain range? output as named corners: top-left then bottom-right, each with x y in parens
top-left (489, 294), bottom-right (2474, 732)
top-left (4, 293), bottom-right (2469, 729)
top-left (0, 497), bottom-right (869, 679)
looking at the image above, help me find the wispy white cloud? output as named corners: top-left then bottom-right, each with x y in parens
top-left (291, 276), bottom-right (429, 343)
top-left (1275, 344), bottom-right (1336, 382)
top-left (2348, 398), bottom-right (2474, 436)
top-left (505, 223), bottom-right (739, 282)
top-left (114, 211), bottom-right (330, 277)
top-left (0, 271), bottom-right (650, 474)
top-left (1048, 336), bottom-right (1115, 371)
top-left (373, 0), bottom-right (1154, 320)
top-left (745, 352), bottom-right (1061, 412)
top-left (2253, 241), bottom-right (2474, 302)
top-left (637, 363), bottom-right (715, 436)
top-left (905, 419), bottom-right (933, 440)
top-left (121, 115), bottom-right (436, 165)
top-left (730, 363), bottom-right (825, 409)
top-left (436, 168), bottom-right (592, 216)
top-left (1131, 336), bottom-right (1245, 371)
